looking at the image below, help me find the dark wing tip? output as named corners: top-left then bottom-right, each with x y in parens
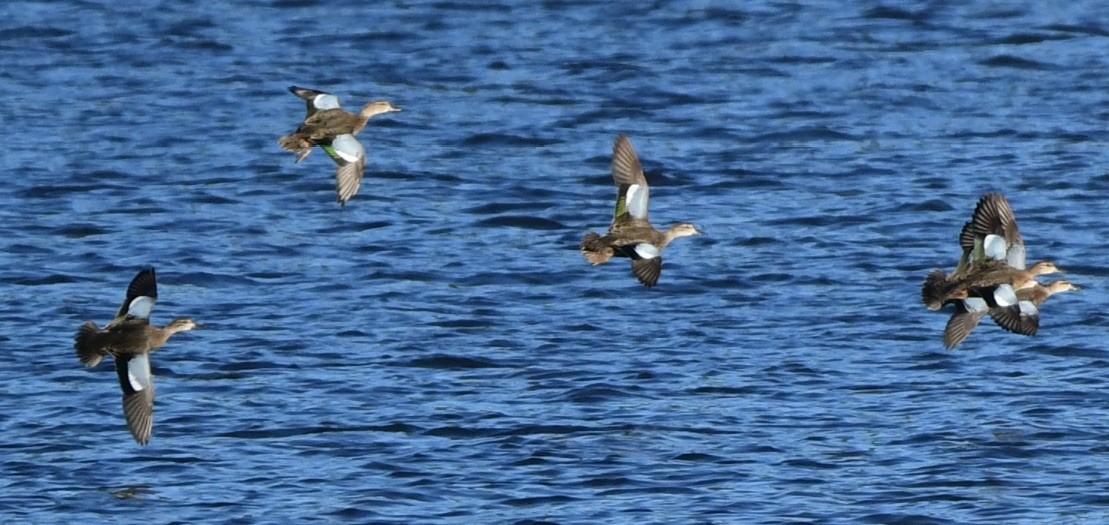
top-left (122, 391), bottom-right (154, 445)
top-left (960, 193), bottom-right (1022, 250)
top-left (943, 305), bottom-right (986, 349)
top-left (631, 257), bottom-right (662, 287)
top-left (989, 305), bottom-right (1039, 336)
top-left (289, 85), bottom-right (323, 96)
top-left (117, 268), bottom-right (157, 318)
top-left (116, 356), bottom-right (154, 445)
top-left (335, 158), bottom-right (365, 206)
top-left (128, 268), bottom-right (157, 300)
top-left (611, 135), bottom-right (644, 187)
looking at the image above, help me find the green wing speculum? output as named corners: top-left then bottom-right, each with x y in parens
top-left (612, 185), bottom-right (631, 224)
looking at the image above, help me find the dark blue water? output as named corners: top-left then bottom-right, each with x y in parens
top-left (1, 1), bottom-right (1106, 523)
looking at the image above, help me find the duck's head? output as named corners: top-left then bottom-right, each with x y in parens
top-left (167, 318), bottom-right (199, 334)
top-left (668, 223), bottom-right (702, 239)
top-left (1029, 261), bottom-right (1063, 275)
top-left (659, 223), bottom-right (701, 248)
top-left (1044, 280), bottom-right (1080, 294)
top-left (360, 101), bottom-right (402, 119)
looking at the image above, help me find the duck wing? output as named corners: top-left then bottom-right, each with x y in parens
top-left (116, 353), bottom-right (155, 445)
top-left (116, 268), bottom-right (157, 319)
top-left (322, 134), bottom-right (366, 206)
top-left (976, 283), bottom-right (1039, 336)
top-left (631, 258), bottom-right (661, 287)
top-left (289, 85), bottom-right (341, 117)
top-left (610, 135), bottom-right (651, 230)
top-left (943, 297), bottom-right (988, 349)
top-left (628, 243), bottom-right (662, 287)
top-left (989, 301), bottom-right (1040, 337)
top-left (959, 193), bottom-right (1026, 269)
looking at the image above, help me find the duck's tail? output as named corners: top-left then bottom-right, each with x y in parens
top-left (921, 269), bottom-right (953, 311)
top-left (580, 232), bottom-right (614, 266)
top-left (278, 133), bottom-right (312, 162)
top-left (74, 322), bottom-right (107, 367)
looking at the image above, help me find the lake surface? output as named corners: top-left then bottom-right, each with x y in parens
top-left (0, 0), bottom-right (1106, 523)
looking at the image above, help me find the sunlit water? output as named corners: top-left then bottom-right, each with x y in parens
top-left (0, 1), bottom-right (1106, 523)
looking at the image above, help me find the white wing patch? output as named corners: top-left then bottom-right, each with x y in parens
top-left (992, 284), bottom-right (1018, 307)
top-left (332, 134), bottom-right (365, 163)
top-left (964, 297), bottom-right (988, 313)
top-left (1007, 244), bottom-right (1026, 270)
top-left (128, 354), bottom-right (153, 392)
top-left (314, 93), bottom-right (341, 110)
top-left (127, 296), bottom-right (156, 318)
top-left (983, 234), bottom-right (1007, 261)
top-left (625, 184), bottom-right (650, 219)
top-left (634, 243), bottom-right (660, 260)
top-left (1018, 300), bottom-right (1038, 317)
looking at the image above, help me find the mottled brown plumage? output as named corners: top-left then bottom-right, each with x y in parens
top-left (922, 193), bottom-right (1060, 311)
top-left (923, 193), bottom-right (1074, 349)
top-left (923, 260), bottom-right (1062, 312)
top-left (74, 268), bottom-right (197, 445)
top-left (580, 135), bottom-right (700, 287)
top-left (278, 86), bottom-right (401, 205)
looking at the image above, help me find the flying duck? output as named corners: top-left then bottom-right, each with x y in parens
top-left (278, 86), bottom-right (401, 205)
top-left (580, 135), bottom-right (701, 287)
top-left (922, 193), bottom-right (1074, 348)
top-left (74, 268), bottom-right (197, 444)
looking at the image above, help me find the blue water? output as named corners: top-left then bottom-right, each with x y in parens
top-left (1, 0), bottom-right (1106, 523)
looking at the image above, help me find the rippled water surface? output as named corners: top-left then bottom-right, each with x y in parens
top-left (1, 1), bottom-right (1107, 523)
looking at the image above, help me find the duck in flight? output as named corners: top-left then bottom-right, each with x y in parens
top-left (278, 86), bottom-right (401, 206)
top-left (580, 135), bottom-right (701, 287)
top-left (921, 193), bottom-right (1075, 348)
top-left (74, 268), bottom-right (198, 445)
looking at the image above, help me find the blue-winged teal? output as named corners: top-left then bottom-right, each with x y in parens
top-left (942, 280), bottom-right (1079, 349)
top-left (923, 193), bottom-right (1062, 311)
top-left (580, 135), bottom-right (700, 287)
top-left (278, 86), bottom-right (401, 205)
top-left (74, 268), bottom-right (197, 445)
top-left (922, 193), bottom-right (1074, 348)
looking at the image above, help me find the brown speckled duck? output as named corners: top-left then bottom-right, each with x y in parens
top-left (922, 193), bottom-right (1062, 311)
top-left (941, 280), bottom-right (1079, 349)
top-left (74, 268), bottom-right (197, 445)
top-left (580, 135), bottom-right (700, 287)
top-left (278, 86), bottom-right (401, 205)
top-left (922, 193), bottom-right (1074, 349)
